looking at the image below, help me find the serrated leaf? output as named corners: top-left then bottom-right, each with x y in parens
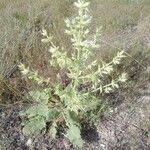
top-left (25, 104), bottom-right (49, 117)
top-left (29, 89), bottom-right (50, 104)
top-left (64, 110), bottom-right (83, 148)
top-left (46, 108), bottom-right (59, 122)
top-left (64, 110), bottom-right (79, 127)
top-left (22, 116), bottom-right (46, 135)
top-left (67, 125), bottom-right (83, 148)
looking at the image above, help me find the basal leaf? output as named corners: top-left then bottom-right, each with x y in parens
top-left (46, 108), bottom-right (59, 122)
top-left (22, 116), bottom-right (46, 135)
top-left (64, 110), bottom-right (79, 126)
top-left (65, 110), bottom-right (83, 148)
top-left (29, 89), bottom-right (51, 104)
top-left (25, 104), bottom-right (49, 117)
top-left (67, 125), bottom-right (83, 148)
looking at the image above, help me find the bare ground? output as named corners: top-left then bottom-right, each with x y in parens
top-left (0, 79), bottom-right (149, 150)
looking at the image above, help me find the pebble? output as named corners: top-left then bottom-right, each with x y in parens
top-left (26, 138), bottom-right (32, 146)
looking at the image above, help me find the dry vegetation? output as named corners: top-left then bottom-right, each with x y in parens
top-left (0, 0), bottom-right (150, 149)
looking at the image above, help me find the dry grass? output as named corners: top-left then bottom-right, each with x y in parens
top-left (0, 0), bottom-right (150, 76)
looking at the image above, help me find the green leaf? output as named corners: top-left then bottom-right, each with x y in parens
top-left (29, 89), bottom-right (50, 104)
top-left (46, 108), bottom-right (59, 122)
top-left (64, 110), bottom-right (83, 148)
top-left (25, 104), bottom-right (49, 117)
top-left (22, 116), bottom-right (46, 135)
top-left (64, 110), bottom-right (79, 127)
top-left (67, 125), bottom-right (83, 148)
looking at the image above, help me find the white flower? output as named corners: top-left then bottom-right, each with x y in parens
top-left (41, 28), bottom-right (47, 36)
top-left (49, 46), bottom-right (59, 53)
top-left (74, 0), bottom-right (90, 8)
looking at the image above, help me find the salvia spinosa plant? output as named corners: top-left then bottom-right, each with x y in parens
top-left (19, 0), bottom-right (127, 148)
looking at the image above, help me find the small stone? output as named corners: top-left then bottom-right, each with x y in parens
top-left (100, 143), bottom-right (106, 148)
top-left (26, 138), bottom-right (32, 146)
